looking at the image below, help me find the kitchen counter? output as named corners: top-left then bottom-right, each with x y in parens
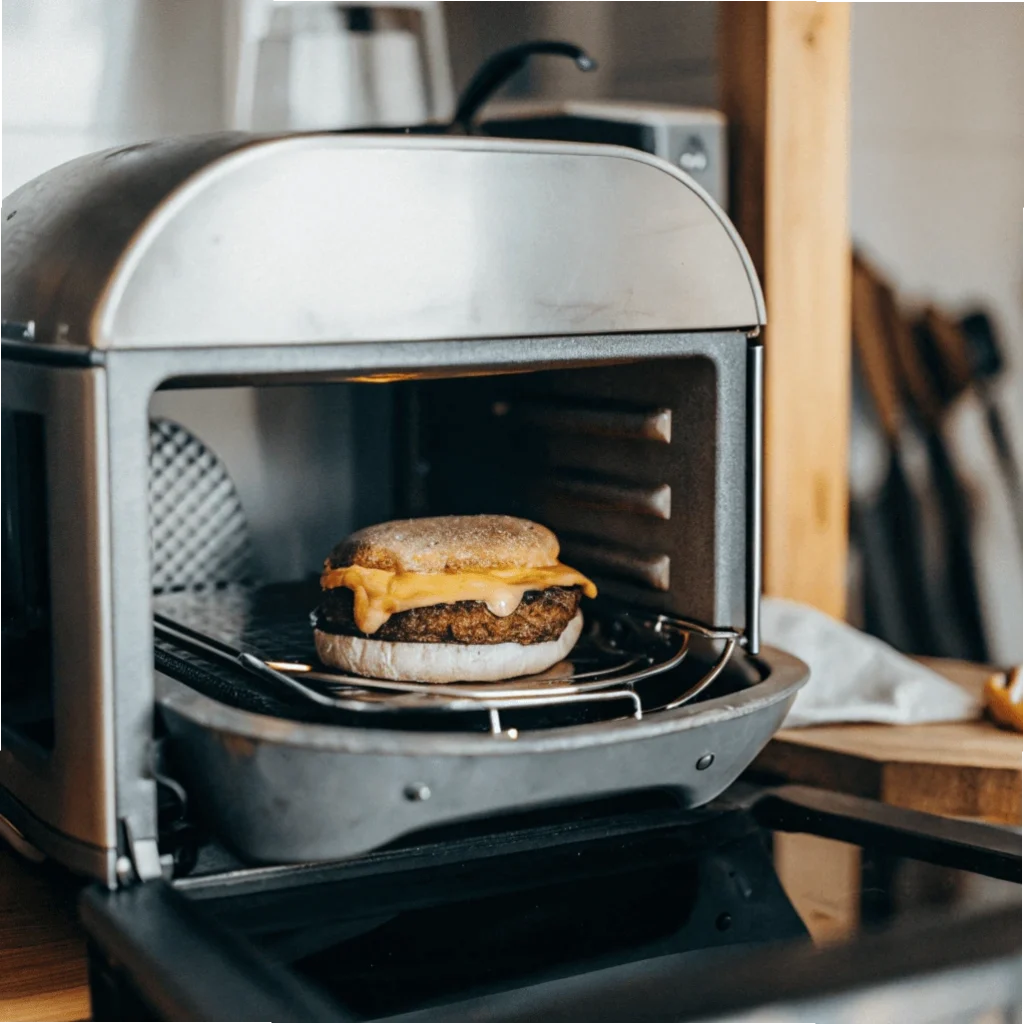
top-left (755, 656), bottom-right (1021, 943)
top-left (757, 718), bottom-right (1021, 823)
top-left (756, 657), bottom-right (1022, 825)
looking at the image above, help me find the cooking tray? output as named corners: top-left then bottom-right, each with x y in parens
top-left (154, 583), bottom-right (808, 864)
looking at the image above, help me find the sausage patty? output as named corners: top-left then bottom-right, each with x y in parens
top-left (318, 585), bottom-right (583, 645)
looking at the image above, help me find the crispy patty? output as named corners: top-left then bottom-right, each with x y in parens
top-left (318, 585), bottom-right (582, 645)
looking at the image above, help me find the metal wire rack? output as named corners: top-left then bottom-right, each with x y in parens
top-left (153, 585), bottom-right (740, 736)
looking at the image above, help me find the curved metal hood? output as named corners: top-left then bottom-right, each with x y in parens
top-left (2, 132), bottom-right (765, 350)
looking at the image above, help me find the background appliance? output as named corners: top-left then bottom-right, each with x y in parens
top-left (481, 99), bottom-right (728, 210)
top-left (224, 0), bottom-right (455, 131)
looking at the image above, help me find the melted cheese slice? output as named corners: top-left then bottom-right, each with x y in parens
top-left (320, 562), bottom-right (598, 635)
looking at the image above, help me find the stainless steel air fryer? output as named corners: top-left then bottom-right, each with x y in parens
top-left (1, 132), bottom-right (807, 888)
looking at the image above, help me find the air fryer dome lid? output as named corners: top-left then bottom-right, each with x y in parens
top-left (2, 132), bottom-right (764, 350)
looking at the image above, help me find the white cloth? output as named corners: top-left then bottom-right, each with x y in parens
top-left (762, 597), bottom-right (983, 728)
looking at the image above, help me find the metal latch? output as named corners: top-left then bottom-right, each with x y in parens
top-left (117, 818), bottom-right (172, 885)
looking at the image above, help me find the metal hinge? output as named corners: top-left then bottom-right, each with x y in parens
top-left (117, 818), bottom-right (172, 885)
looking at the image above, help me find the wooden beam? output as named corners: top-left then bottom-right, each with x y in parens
top-left (720, 2), bottom-right (852, 618)
top-left (721, 2), bottom-right (855, 942)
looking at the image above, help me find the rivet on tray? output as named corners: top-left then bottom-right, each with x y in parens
top-left (404, 783), bottom-right (432, 802)
top-left (696, 753), bottom-right (715, 771)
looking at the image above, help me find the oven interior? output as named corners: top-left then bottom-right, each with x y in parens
top-left (144, 351), bottom-right (754, 735)
top-left (147, 353), bottom-right (732, 622)
top-left (135, 348), bottom-right (770, 867)
top-left (2, 339), bottom-right (755, 759)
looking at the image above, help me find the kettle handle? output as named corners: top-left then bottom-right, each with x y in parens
top-left (451, 40), bottom-right (597, 134)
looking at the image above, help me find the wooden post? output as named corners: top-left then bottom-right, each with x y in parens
top-left (720, 1), bottom-right (855, 942)
top-left (720, 1), bottom-right (852, 619)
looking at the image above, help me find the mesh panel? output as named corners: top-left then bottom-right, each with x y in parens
top-left (148, 418), bottom-right (255, 593)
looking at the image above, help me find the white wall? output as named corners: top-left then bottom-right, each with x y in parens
top-left (850, 3), bottom-right (1024, 662)
top-left (3, 0), bottom-right (114, 190)
top-left (851, 2), bottom-right (1024, 655)
top-left (2, 0), bottom-right (227, 194)
top-left (850, 2), bottom-right (1023, 448)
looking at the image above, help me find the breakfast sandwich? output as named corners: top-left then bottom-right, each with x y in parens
top-left (315, 515), bottom-right (597, 683)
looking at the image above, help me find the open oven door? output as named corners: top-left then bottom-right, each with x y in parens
top-left (79, 785), bottom-right (1021, 1023)
top-left (79, 884), bottom-right (1022, 1024)
top-left (80, 879), bottom-right (348, 1022)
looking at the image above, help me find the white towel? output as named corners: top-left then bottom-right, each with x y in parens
top-left (762, 597), bottom-right (984, 728)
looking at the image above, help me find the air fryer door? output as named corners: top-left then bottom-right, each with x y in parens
top-left (79, 788), bottom-right (1020, 1022)
top-left (79, 876), bottom-right (1021, 1024)
top-left (80, 797), bottom-right (807, 1022)
top-left (80, 880), bottom-right (347, 1022)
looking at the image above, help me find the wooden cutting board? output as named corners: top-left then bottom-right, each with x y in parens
top-left (755, 658), bottom-right (1023, 824)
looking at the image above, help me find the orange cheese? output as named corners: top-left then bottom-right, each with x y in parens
top-left (320, 562), bottom-right (598, 635)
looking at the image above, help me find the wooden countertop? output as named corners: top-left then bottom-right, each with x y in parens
top-left (756, 719), bottom-right (1022, 823)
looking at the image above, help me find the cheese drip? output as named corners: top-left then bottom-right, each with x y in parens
top-left (321, 562), bottom-right (598, 635)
